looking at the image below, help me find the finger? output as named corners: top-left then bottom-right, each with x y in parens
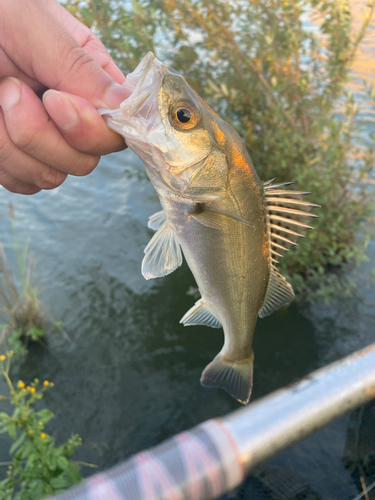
top-left (0, 0), bottom-right (129, 108)
top-left (47, 0), bottom-right (126, 85)
top-left (0, 168), bottom-right (41, 195)
top-left (0, 77), bottom-right (103, 178)
top-left (0, 48), bottom-right (43, 91)
top-left (43, 90), bottom-right (126, 156)
top-left (0, 80), bottom-right (70, 188)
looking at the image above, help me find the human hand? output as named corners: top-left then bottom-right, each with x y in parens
top-left (0, 0), bottom-right (129, 194)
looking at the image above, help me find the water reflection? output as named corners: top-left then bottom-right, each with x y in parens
top-left (348, 0), bottom-right (375, 89)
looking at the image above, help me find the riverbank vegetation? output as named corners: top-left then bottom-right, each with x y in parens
top-left (0, 204), bottom-right (46, 354)
top-left (0, 351), bottom-right (82, 499)
top-left (0, 204), bottom-right (67, 355)
top-left (0, 211), bottom-right (82, 498)
top-left (63, 0), bottom-right (375, 302)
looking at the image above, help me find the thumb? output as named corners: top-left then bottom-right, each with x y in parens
top-left (1, 0), bottom-right (128, 108)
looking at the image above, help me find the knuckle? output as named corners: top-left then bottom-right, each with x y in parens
top-left (100, 57), bottom-right (114, 75)
top-left (0, 126), bottom-right (16, 165)
top-left (0, 169), bottom-right (40, 195)
top-left (83, 32), bottom-right (102, 50)
top-left (38, 166), bottom-right (67, 190)
top-left (65, 46), bottom-right (96, 80)
top-left (11, 127), bottom-right (38, 152)
top-left (0, 141), bottom-right (15, 164)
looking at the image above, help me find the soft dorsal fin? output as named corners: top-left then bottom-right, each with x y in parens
top-left (259, 269), bottom-right (294, 318)
top-left (259, 179), bottom-right (319, 317)
top-left (180, 299), bottom-right (222, 328)
top-left (142, 222), bottom-right (182, 280)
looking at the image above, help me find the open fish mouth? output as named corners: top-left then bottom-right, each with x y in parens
top-left (98, 52), bottom-right (166, 153)
top-left (119, 52), bottom-right (164, 119)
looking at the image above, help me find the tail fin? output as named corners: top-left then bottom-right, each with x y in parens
top-left (200, 353), bottom-right (254, 404)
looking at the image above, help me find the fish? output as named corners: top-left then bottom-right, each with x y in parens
top-left (99, 52), bottom-right (319, 404)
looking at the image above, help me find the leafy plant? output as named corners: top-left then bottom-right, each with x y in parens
top-left (63, 0), bottom-right (375, 301)
top-left (0, 351), bottom-right (82, 499)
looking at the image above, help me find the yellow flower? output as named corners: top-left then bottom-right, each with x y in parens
top-left (17, 381), bottom-right (25, 389)
top-left (43, 380), bottom-right (50, 386)
top-left (40, 433), bottom-right (47, 439)
top-left (38, 421), bottom-right (43, 426)
top-left (0, 355), bottom-right (5, 361)
top-left (26, 386), bottom-right (36, 393)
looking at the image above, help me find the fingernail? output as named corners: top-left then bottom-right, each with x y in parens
top-left (0, 77), bottom-right (21, 111)
top-left (103, 82), bottom-right (129, 108)
top-left (43, 90), bottom-right (79, 131)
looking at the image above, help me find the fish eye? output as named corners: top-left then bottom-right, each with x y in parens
top-left (171, 102), bottom-right (199, 130)
top-left (177, 108), bottom-right (191, 123)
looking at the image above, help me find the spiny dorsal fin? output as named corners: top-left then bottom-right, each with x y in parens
top-left (180, 299), bottom-right (222, 328)
top-left (259, 179), bottom-right (319, 316)
top-left (142, 222), bottom-right (182, 280)
top-left (264, 179), bottom-right (319, 257)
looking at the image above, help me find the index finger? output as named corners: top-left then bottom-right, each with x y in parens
top-left (47, 0), bottom-right (126, 86)
top-left (0, 0), bottom-right (128, 108)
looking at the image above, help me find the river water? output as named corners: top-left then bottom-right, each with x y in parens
top-left (0, 6), bottom-right (374, 500)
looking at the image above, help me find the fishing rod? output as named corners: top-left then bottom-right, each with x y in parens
top-left (50, 342), bottom-right (375, 500)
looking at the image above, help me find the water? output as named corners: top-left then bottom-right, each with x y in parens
top-left (0, 154), bottom-right (322, 467)
top-left (0, 148), bottom-right (374, 499)
top-left (0, 6), bottom-right (375, 499)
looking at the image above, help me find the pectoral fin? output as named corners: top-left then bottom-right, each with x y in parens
top-left (191, 204), bottom-right (254, 230)
top-left (180, 299), bottom-right (222, 328)
top-left (142, 222), bottom-right (182, 280)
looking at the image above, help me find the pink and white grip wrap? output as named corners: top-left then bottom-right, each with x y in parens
top-left (50, 419), bottom-right (244, 500)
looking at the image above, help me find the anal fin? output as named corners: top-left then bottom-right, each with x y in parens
top-left (180, 299), bottom-right (222, 329)
top-left (142, 222), bottom-right (182, 280)
top-left (148, 210), bottom-right (166, 230)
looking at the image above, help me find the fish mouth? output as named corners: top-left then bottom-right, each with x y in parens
top-left (99, 53), bottom-right (166, 143)
top-left (121, 52), bottom-right (181, 117)
top-left (120, 52), bottom-right (164, 118)
top-left (98, 53), bottom-right (183, 192)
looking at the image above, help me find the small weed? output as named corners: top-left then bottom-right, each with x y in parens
top-left (0, 203), bottom-right (63, 352)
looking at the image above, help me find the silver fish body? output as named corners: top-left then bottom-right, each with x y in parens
top-left (160, 150), bottom-right (268, 401)
top-left (99, 53), bottom-right (318, 404)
